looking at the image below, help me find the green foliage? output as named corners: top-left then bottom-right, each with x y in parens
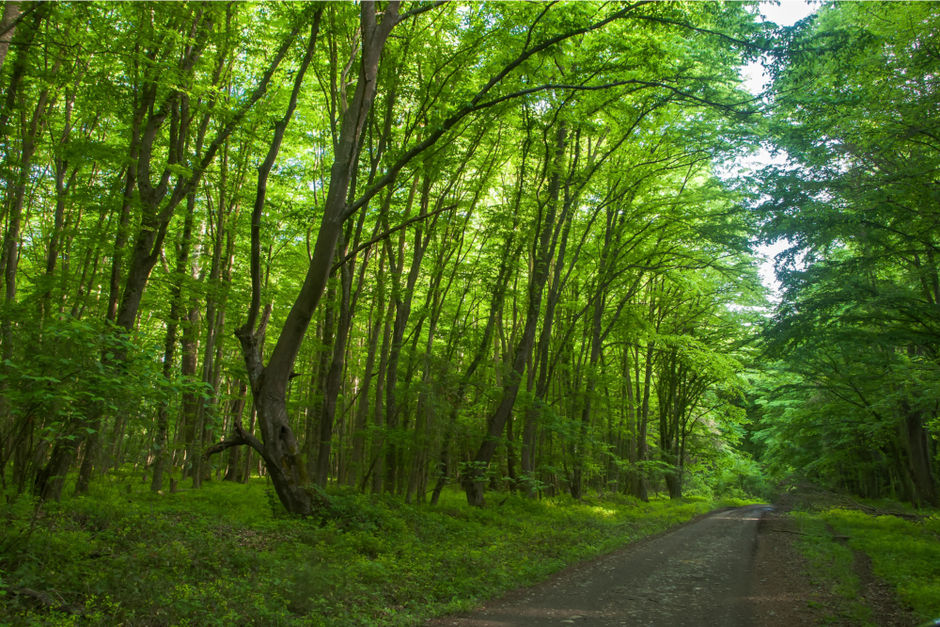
top-left (0, 315), bottom-right (169, 445)
top-left (751, 1), bottom-right (940, 507)
top-left (687, 449), bottom-right (773, 501)
top-left (1, 0), bottom-right (768, 512)
top-left (0, 480), bottom-right (740, 625)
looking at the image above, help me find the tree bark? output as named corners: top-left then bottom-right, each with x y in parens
top-left (900, 402), bottom-right (938, 507)
top-left (350, 250), bottom-right (386, 488)
top-left (315, 233), bottom-right (355, 487)
top-left (0, 1), bottom-right (22, 76)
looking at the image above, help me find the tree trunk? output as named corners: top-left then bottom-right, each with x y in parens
top-left (900, 402), bottom-right (938, 507)
top-left (382, 176), bottom-right (430, 494)
top-left (236, 2), bottom-right (397, 515)
top-left (0, 1), bottom-right (22, 77)
top-left (369, 297), bottom-right (396, 494)
top-left (635, 342), bottom-right (654, 501)
top-left (315, 238), bottom-right (355, 487)
top-left (462, 124), bottom-right (567, 507)
top-left (223, 381), bottom-right (248, 482)
top-left (430, 239), bottom-right (516, 503)
top-left (150, 195), bottom-right (198, 492)
top-left (571, 288), bottom-right (604, 500)
top-left (350, 251), bottom-right (385, 488)
top-left (181, 296), bottom-right (202, 486)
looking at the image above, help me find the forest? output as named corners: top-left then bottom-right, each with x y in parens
top-left (0, 0), bottom-right (938, 622)
top-left (1, 0), bottom-right (938, 512)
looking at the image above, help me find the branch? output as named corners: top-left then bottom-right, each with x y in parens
top-left (205, 414), bottom-right (265, 460)
top-left (0, 1), bottom-right (38, 39)
top-left (470, 80), bottom-right (649, 112)
top-left (164, 12), bottom-right (311, 217)
top-left (345, 3), bottom-right (645, 218)
top-left (631, 14), bottom-right (770, 52)
top-left (623, 79), bottom-right (759, 113)
top-left (396, 0), bottom-right (448, 23)
top-left (244, 10), bottom-right (323, 334)
top-left (331, 203), bottom-right (455, 273)
top-left (204, 437), bottom-right (249, 459)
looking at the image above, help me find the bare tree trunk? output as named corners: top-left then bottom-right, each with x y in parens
top-left (382, 176), bottom-right (430, 494)
top-left (150, 194), bottom-right (197, 492)
top-left (571, 286), bottom-right (604, 500)
top-left (900, 402), bottom-right (938, 506)
top-left (223, 381), bottom-right (248, 482)
top-left (182, 295), bottom-right (202, 486)
top-left (315, 234), bottom-right (354, 487)
top-left (0, 1), bottom-right (22, 76)
top-left (350, 251), bottom-right (385, 488)
top-left (369, 297), bottom-right (396, 494)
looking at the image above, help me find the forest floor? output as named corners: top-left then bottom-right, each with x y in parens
top-left (753, 497), bottom-right (919, 626)
top-left (2, 479), bottom-right (932, 625)
top-left (429, 499), bottom-right (922, 626)
top-left (0, 479), bottom-right (747, 625)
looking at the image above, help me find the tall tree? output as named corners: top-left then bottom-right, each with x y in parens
top-left (757, 1), bottom-right (940, 506)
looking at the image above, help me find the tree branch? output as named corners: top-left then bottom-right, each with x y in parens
top-left (345, 3), bottom-right (645, 218)
top-left (331, 203), bottom-right (455, 274)
top-left (396, 0), bottom-right (448, 23)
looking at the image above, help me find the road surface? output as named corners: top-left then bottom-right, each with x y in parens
top-left (430, 505), bottom-right (773, 627)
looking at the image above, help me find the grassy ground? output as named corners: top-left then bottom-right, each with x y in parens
top-left (0, 476), bottom-right (749, 626)
top-left (790, 510), bottom-right (873, 624)
top-left (789, 501), bottom-right (940, 624)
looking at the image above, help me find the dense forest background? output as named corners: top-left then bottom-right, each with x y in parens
top-left (0, 0), bottom-right (936, 515)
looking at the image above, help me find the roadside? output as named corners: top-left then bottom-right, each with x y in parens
top-left (429, 493), bottom-right (926, 626)
top-left (751, 506), bottom-right (822, 626)
top-left (755, 487), bottom-right (924, 626)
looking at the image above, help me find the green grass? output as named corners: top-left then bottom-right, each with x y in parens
top-left (823, 508), bottom-right (940, 622)
top-left (790, 510), bottom-right (872, 624)
top-left (0, 478), bottom-right (750, 626)
top-left (789, 504), bottom-right (940, 625)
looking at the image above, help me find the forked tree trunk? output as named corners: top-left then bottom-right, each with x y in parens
top-left (236, 3), bottom-right (397, 515)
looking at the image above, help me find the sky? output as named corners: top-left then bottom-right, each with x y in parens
top-left (759, 0), bottom-right (819, 26)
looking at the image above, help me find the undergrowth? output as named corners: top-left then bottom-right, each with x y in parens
top-left (824, 508), bottom-right (940, 622)
top-left (0, 477), bottom-right (746, 626)
top-left (790, 511), bottom-right (871, 624)
top-left (790, 502), bottom-right (940, 624)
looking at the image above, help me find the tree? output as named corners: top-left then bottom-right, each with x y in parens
top-left (756, 1), bottom-right (940, 506)
top-left (0, 0), bottom-right (769, 514)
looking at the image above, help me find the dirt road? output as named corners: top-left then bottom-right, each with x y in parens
top-left (430, 505), bottom-right (773, 626)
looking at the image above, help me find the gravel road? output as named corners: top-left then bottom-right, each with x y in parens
top-left (430, 504), bottom-right (773, 627)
